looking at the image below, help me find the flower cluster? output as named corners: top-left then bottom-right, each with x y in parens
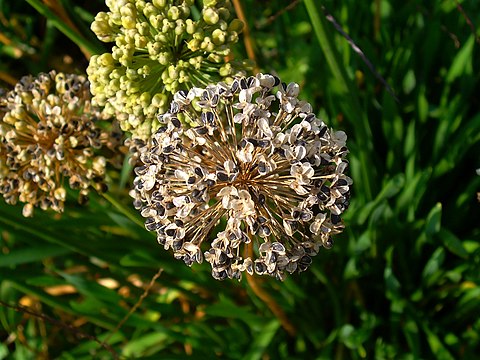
top-left (0, 71), bottom-right (123, 217)
top-left (131, 73), bottom-right (352, 280)
top-left (87, 0), bottom-right (249, 139)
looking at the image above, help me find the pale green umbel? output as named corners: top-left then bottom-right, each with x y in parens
top-left (87, 0), bottom-right (250, 140)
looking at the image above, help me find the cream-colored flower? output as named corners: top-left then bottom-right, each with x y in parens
top-left (131, 74), bottom-right (352, 280)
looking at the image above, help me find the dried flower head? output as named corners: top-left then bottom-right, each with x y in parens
top-left (131, 74), bottom-right (352, 280)
top-left (87, 0), bottom-right (250, 139)
top-left (0, 71), bottom-right (123, 217)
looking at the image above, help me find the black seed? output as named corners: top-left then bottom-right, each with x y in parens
top-left (262, 226), bottom-right (271, 236)
top-left (175, 219), bottom-right (184, 227)
top-left (145, 219), bottom-right (158, 231)
top-left (156, 126), bottom-right (167, 135)
top-left (292, 210), bottom-right (301, 219)
top-left (275, 148), bottom-right (286, 157)
top-left (300, 255), bottom-right (312, 266)
top-left (320, 157), bottom-right (329, 165)
top-left (192, 189), bottom-right (202, 201)
top-left (240, 78), bottom-right (247, 89)
top-left (248, 138), bottom-right (258, 146)
top-left (255, 262), bottom-right (267, 274)
top-left (194, 126), bottom-right (207, 135)
top-left (319, 126), bottom-right (327, 137)
top-left (272, 243), bottom-right (285, 252)
top-left (156, 204), bottom-right (165, 216)
top-left (258, 140), bottom-right (271, 148)
top-left (183, 256), bottom-right (194, 266)
top-left (163, 145), bottom-right (174, 153)
top-left (331, 214), bottom-right (341, 224)
top-left (317, 193), bottom-right (328, 202)
top-left (188, 176), bottom-right (196, 184)
top-left (166, 228), bottom-right (176, 237)
top-left (165, 201), bottom-right (175, 210)
top-left (231, 80), bottom-right (239, 92)
top-left (171, 117), bottom-right (181, 128)
top-left (273, 76), bottom-right (280, 86)
top-left (252, 221), bottom-right (260, 234)
top-left (217, 172), bottom-right (228, 182)
top-left (213, 269), bottom-right (227, 281)
top-left (134, 165), bottom-right (148, 176)
top-left (258, 162), bottom-right (267, 174)
top-left (133, 199), bottom-right (142, 210)
top-left (259, 194), bottom-right (266, 204)
top-left (206, 179), bottom-right (216, 186)
top-left (172, 239), bottom-right (183, 250)
top-left (301, 212), bottom-right (312, 221)
top-left (218, 252), bottom-right (228, 265)
top-left (194, 167), bottom-right (204, 176)
top-left (205, 111), bottom-right (214, 124)
top-left (337, 179), bottom-right (348, 186)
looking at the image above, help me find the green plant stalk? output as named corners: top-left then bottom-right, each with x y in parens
top-left (102, 193), bottom-right (145, 229)
top-left (26, 0), bottom-right (104, 57)
top-left (304, 0), bottom-right (374, 200)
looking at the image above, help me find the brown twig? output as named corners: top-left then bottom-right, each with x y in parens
top-left (321, 5), bottom-right (398, 102)
top-left (0, 299), bottom-right (119, 359)
top-left (256, 0), bottom-right (301, 28)
top-left (232, 0), bottom-right (259, 73)
top-left (99, 268), bottom-right (163, 349)
top-left (453, 0), bottom-right (480, 45)
top-left (374, 0), bottom-right (381, 39)
top-left (245, 242), bottom-right (297, 336)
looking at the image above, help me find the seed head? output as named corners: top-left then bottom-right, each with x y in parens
top-left (130, 74), bottom-right (352, 280)
top-left (0, 71), bottom-right (123, 217)
top-left (87, 0), bottom-right (250, 140)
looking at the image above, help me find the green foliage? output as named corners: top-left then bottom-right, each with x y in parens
top-left (1, 0), bottom-right (479, 359)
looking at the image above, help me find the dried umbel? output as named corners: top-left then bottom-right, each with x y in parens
top-left (0, 71), bottom-right (123, 217)
top-left (88, 0), bottom-right (250, 139)
top-left (131, 74), bottom-right (352, 280)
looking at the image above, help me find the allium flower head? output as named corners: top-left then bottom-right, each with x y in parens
top-left (88, 0), bottom-right (249, 139)
top-left (131, 73), bottom-right (352, 280)
top-left (0, 71), bottom-right (123, 217)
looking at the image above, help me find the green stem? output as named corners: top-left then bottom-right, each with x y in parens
top-left (102, 193), bottom-right (145, 229)
top-left (26, 0), bottom-right (104, 57)
top-left (304, 0), bottom-right (374, 200)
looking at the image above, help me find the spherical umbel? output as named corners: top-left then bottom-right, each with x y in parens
top-left (130, 73), bottom-right (352, 280)
top-left (0, 71), bottom-right (123, 217)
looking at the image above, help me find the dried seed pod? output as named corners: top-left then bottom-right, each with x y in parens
top-left (0, 71), bottom-right (124, 216)
top-left (131, 73), bottom-right (352, 280)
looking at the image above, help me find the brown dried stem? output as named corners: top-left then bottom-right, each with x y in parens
top-left (99, 268), bottom-right (164, 349)
top-left (245, 241), bottom-right (297, 336)
top-left (232, 0), bottom-right (260, 73)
